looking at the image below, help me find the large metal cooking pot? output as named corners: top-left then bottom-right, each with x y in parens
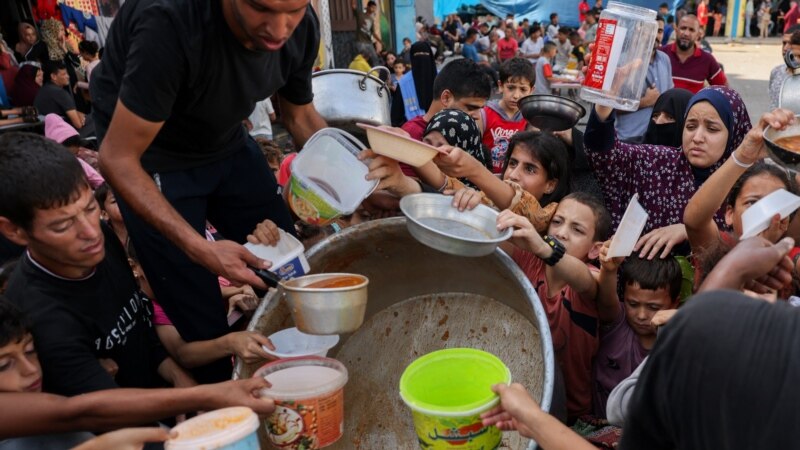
top-left (779, 50), bottom-right (800, 114)
top-left (235, 218), bottom-right (556, 450)
top-left (312, 67), bottom-right (391, 138)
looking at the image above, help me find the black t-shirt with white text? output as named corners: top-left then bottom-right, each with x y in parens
top-left (4, 225), bottom-right (167, 396)
top-left (90, 0), bottom-right (320, 172)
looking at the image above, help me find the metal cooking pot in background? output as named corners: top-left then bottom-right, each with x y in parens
top-left (779, 50), bottom-right (800, 114)
top-left (312, 67), bottom-right (392, 139)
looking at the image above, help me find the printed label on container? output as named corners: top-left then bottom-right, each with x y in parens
top-left (288, 176), bottom-right (339, 226)
top-left (265, 389), bottom-right (344, 449)
top-left (583, 18), bottom-right (628, 91)
top-left (411, 410), bottom-right (501, 449)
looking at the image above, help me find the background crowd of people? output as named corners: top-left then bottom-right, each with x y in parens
top-left (0, 0), bottom-right (799, 448)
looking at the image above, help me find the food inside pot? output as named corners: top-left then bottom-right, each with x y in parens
top-left (775, 135), bottom-right (800, 153)
top-left (306, 275), bottom-right (364, 289)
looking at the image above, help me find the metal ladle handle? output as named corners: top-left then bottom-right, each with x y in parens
top-left (360, 66), bottom-right (392, 97)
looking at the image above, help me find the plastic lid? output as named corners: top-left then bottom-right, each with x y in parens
top-left (741, 188), bottom-right (800, 239)
top-left (263, 327), bottom-right (339, 359)
top-left (165, 407), bottom-right (259, 449)
top-left (607, 193), bottom-right (649, 258)
top-left (255, 357), bottom-right (349, 401)
top-left (399, 348), bottom-right (511, 417)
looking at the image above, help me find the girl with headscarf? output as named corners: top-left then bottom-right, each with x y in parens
top-left (642, 88), bottom-right (694, 148)
top-left (683, 106), bottom-right (796, 293)
top-left (13, 23), bottom-right (47, 64)
top-left (9, 64), bottom-right (42, 107)
top-left (391, 41), bottom-right (437, 125)
top-left (584, 86), bottom-right (752, 257)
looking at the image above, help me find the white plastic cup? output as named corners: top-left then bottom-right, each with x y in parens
top-left (581, 2), bottom-right (658, 111)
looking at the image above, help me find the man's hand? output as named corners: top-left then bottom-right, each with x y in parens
top-left (197, 240), bottom-right (271, 289)
top-left (99, 358), bottom-right (119, 378)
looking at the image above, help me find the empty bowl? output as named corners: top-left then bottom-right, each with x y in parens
top-left (518, 94), bottom-right (586, 131)
top-left (399, 193), bottom-right (512, 257)
top-left (358, 122), bottom-right (442, 167)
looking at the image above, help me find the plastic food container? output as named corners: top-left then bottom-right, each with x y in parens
top-left (165, 407), bottom-right (259, 450)
top-left (357, 122), bottom-right (442, 167)
top-left (288, 128), bottom-right (378, 226)
top-left (741, 188), bottom-right (800, 239)
top-left (581, 1), bottom-right (658, 111)
top-left (399, 348), bottom-right (511, 449)
top-left (255, 357), bottom-right (349, 449)
top-left (263, 327), bottom-right (339, 359)
top-left (244, 229), bottom-right (309, 280)
top-left (281, 273), bottom-right (369, 335)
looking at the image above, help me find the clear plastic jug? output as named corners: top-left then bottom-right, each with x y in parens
top-left (580, 1), bottom-right (658, 111)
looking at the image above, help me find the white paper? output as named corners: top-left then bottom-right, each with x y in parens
top-left (607, 193), bottom-right (649, 258)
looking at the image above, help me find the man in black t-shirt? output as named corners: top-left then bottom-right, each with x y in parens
top-left (0, 133), bottom-right (194, 396)
top-left (90, 0), bottom-right (328, 382)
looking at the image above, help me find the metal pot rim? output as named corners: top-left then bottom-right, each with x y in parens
top-left (312, 68), bottom-right (387, 86)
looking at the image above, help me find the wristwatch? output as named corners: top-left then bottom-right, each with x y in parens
top-left (542, 235), bottom-right (566, 266)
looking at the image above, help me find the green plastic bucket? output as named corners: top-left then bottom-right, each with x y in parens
top-left (399, 348), bottom-right (511, 449)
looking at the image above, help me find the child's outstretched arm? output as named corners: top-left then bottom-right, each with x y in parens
top-left (498, 210), bottom-right (599, 298)
top-left (480, 383), bottom-right (595, 450)
top-left (157, 327), bottom-right (275, 368)
top-left (435, 145), bottom-right (517, 208)
top-left (597, 239), bottom-right (624, 323)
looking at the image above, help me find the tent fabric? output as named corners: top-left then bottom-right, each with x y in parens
top-left (434, 0), bottom-right (682, 28)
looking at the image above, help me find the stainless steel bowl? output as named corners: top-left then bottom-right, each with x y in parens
top-left (399, 193), bottom-right (512, 257)
top-left (281, 273), bottom-right (368, 335)
top-left (518, 94), bottom-right (586, 131)
top-left (764, 115), bottom-right (800, 166)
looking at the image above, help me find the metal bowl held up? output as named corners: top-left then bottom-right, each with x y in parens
top-left (764, 115), bottom-right (800, 167)
top-left (312, 67), bottom-right (391, 141)
top-left (234, 218), bottom-right (556, 450)
top-left (518, 94), bottom-right (586, 131)
top-left (399, 193), bottom-right (512, 257)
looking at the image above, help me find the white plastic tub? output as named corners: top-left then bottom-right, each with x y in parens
top-left (244, 229), bottom-right (309, 280)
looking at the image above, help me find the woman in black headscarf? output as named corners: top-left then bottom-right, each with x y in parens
top-left (642, 88), bottom-right (694, 148)
top-left (391, 41), bottom-right (437, 126)
top-left (621, 290), bottom-right (800, 450)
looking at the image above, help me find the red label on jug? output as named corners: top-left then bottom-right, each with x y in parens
top-left (584, 18), bottom-right (620, 90)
